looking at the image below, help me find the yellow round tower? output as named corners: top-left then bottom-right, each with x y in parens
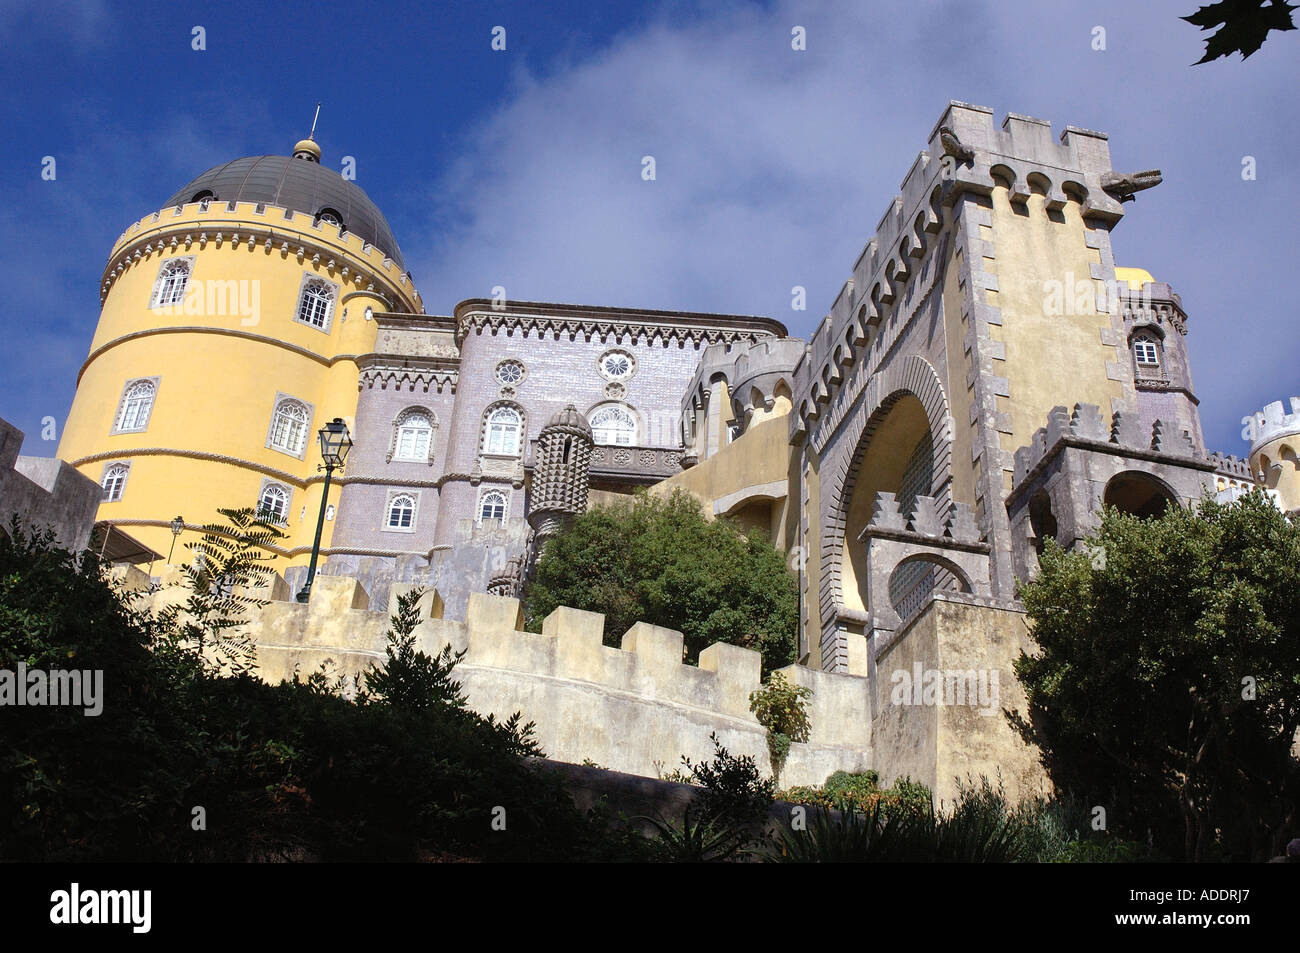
top-left (1247, 398), bottom-right (1300, 514)
top-left (58, 138), bottom-right (421, 567)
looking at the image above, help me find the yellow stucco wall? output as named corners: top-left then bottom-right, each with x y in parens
top-left (652, 408), bottom-right (793, 546)
top-left (985, 189), bottom-right (1124, 485)
top-left (58, 199), bottom-right (419, 568)
top-left (1252, 436), bottom-right (1300, 512)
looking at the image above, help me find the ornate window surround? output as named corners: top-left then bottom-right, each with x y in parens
top-left (597, 348), bottom-right (637, 383)
top-left (494, 359), bottom-right (526, 387)
top-left (587, 401), bottom-right (640, 446)
top-left (111, 376), bottom-right (161, 435)
top-left (265, 392), bottom-right (315, 460)
top-left (476, 488), bottom-right (509, 524)
top-left (480, 401), bottom-right (526, 457)
top-left (149, 256), bottom-right (194, 310)
top-left (382, 489), bottom-right (420, 534)
top-left (100, 461), bottom-right (131, 502)
top-left (387, 406), bottom-right (438, 465)
top-left (293, 272), bottom-right (340, 333)
top-left (256, 479), bottom-right (292, 525)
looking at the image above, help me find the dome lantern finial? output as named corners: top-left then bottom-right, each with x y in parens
top-left (293, 102), bottom-right (322, 162)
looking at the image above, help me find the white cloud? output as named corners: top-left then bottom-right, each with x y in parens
top-left (406, 0), bottom-right (1298, 454)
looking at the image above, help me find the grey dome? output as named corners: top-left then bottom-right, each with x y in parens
top-left (165, 155), bottom-right (405, 270)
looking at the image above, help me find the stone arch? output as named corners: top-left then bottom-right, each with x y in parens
top-left (1103, 470), bottom-right (1177, 518)
top-left (818, 354), bottom-right (952, 632)
top-left (888, 552), bottom-right (971, 622)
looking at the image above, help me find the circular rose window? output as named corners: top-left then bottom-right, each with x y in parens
top-left (598, 349), bottom-right (636, 382)
top-left (495, 360), bottom-right (525, 386)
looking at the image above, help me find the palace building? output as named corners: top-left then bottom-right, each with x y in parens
top-left (40, 101), bottom-right (1299, 672)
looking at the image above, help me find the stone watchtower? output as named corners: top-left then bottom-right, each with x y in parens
top-left (485, 404), bottom-right (595, 597)
top-left (527, 404), bottom-right (595, 548)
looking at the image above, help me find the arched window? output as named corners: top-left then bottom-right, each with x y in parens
top-left (590, 405), bottom-right (637, 446)
top-left (391, 410), bottom-right (434, 463)
top-left (269, 398), bottom-right (310, 456)
top-left (387, 494), bottom-right (417, 529)
top-left (296, 277), bottom-right (336, 330)
top-left (315, 207), bottom-right (344, 228)
top-left (115, 379), bottom-right (157, 433)
top-left (484, 406), bottom-right (522, 455)
top-left (101, 463), bottom-right (130, 502)
top-left (151, 259), bottom-right (191, 308)
top-left (1133, 333), bottom-right (1161, 368)
top-left (478, 490), bottom-right (507, 523)
top-left (257, 483), bottom-right (289, 524)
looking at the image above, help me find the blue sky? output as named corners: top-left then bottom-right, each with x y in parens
top-left (1, 0), bottom-right (1295, 457)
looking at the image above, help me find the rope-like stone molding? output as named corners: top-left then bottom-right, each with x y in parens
top-left (99, 517), bottom-right (421, 560)
top-left (71, 447), bottom-right (312, 488)
top-left (78, 326), bottom-right (366, 386)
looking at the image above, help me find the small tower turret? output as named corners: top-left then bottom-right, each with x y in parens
top-left (527, 405), bottom-right (594, 549)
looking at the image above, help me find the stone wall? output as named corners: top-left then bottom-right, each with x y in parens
top-left (0, 417), bottom-right (102, 550)
top-left (135, 565), bottom-right (1054, 803)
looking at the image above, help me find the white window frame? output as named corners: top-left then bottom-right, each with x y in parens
top-left (149, 257), bottom-right (194, 309)
top-left (294, 273), bottom-right (339, 333)
top-left (482, 404), bottom-right (524, 456)
top-left (101, 462), bottom-right (131, 502)
top-left (1134, 337), bottom-right (1160, 367)
top-left (589, 403), bottom-right (638, 447)
top-left (111, 377), bottom-right (160, 434)
top-left (383, 490), bottom-right (420, 533)
top-left (266, 393), bottom-right (314, 459)
top-left (387, 407), bottom-right (437, 465)
top-left (256, 481), bottom-right (292, 525)
top-left (477, 489), bottom-right (508, 524)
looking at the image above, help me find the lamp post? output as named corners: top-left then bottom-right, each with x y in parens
top-left (296, 418), bottom-right (352, 603)
top-left (167, 516), bottom-right (185, 565)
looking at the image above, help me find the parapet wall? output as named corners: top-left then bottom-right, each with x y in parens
top-left (144, 569), bottom-right (873, 787)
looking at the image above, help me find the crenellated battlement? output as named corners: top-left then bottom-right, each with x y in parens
top-left (1013, 402), bottom-right (1200, 489)
top-left (794, 101), bottom-right (1134, 448)
top-left (1245, 397), bottom-right (1300, 453)
top-left (102, 201), bottom-right (424, 311)
top-left (139, 568), bottom-right (873, 786)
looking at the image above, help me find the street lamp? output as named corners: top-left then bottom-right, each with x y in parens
top-left (296, 418), bottom-right (352, 603)
top-left (167, 516), bottom-right (185, 564)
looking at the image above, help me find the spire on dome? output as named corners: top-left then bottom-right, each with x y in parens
top-left (293, 103), bottom-right (322, 162)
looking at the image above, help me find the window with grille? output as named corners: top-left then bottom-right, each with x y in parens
top-left (296, 278), bottom-right (336, 330)
top-left (151, 259), bottom-right (191, 308)
top-left (269, 399), bottom-right (310, 455)
top-left (101, 464), bottom-right (129, 502)
top-left (257, 484), bottom-right (289, 523)
top-left (387, 494), bottom-right (416, 529)
top-left (114, 379), bottom-right (157, 433)
top-left (590, 405), bottom-right (636, 446)
top-left (478, 490), bottom-right (507, 522)
top-left (484, 407), bottom-right (522, 455)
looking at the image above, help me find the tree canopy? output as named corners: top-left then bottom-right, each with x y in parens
top-left (1013, 491), bottom-right (1300, 861)
top-left (523, 490), bottom-right (799, 674)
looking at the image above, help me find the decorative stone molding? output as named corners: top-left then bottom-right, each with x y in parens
top-left (453, 304), bottom-right (784, 349)
top-left (358, 358), bottom-right (458, 394)
top-left (101, 208), bottom-right (419, 312)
